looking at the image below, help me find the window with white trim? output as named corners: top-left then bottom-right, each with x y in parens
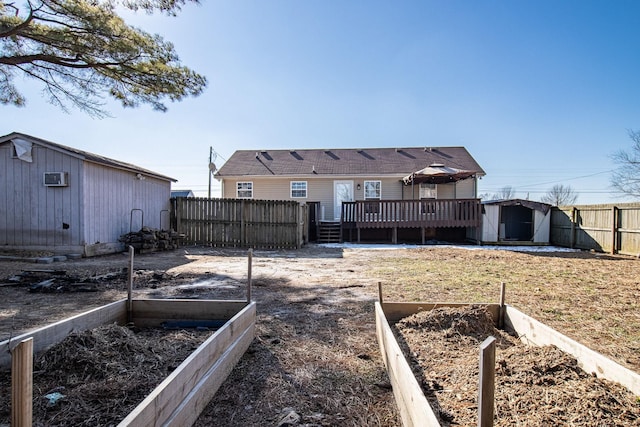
top-left (290, 181), bottom-right (307, 198)
top-left (420, 183), bottom-right (437, 214)
top-left (364, 181), bottom-right (381, 199)
top-left (364, 181), bottom-right (381, 214)
top-left (236, 182), bottom-right (253, 198)
top-left (420, 183), bottom-right (437, 199)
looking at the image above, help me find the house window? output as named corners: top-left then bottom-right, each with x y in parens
top-left (237, 182), bottom-right (253, 198)
top-left (420, 183), bottom-right (437, 199)
top-left (364, 181), bottom-right (381, 214)
top-left (364, 181), bottom-right (381, 200)
top-left (290, 181), bottom-right (307, 198)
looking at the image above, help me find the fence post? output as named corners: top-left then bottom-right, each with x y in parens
top-left (240, 200), bottom-right (246, 247)
top-left (570, 207), bottom-right (577, 248)
top-left (297, 203), bottom-right (304, 249)
top-left (612, 206), bottom-right (618, 255)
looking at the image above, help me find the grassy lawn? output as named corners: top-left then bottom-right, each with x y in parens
top-left (368, 247), bottom-right (640, 371)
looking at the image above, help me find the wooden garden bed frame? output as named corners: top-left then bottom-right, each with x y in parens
top-left (376, 299), bottom-right (640, 427)
top-left (2, 298), bottom-right (256, 426)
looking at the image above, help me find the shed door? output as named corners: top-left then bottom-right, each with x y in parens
top-left (334, 181), bottom-right (354, 221)
top-left (501, 205), bottom-right (534, 241)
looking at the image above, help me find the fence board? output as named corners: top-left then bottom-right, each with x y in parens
top-left (550, 203), bottom-right (640, 255)
top-left (171, 198), bottom-right (305, 249)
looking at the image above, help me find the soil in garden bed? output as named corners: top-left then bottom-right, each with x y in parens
top-left (392, 305), bottom-right (640, 426)
top-left (0, 324), bottom-right (214, 426)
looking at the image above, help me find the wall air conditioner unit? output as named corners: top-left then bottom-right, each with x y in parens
top-left (43, 172), bottom-right (69, 187)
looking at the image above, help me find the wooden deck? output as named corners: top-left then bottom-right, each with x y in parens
top-left (341, 199), bottom-right (482, 229)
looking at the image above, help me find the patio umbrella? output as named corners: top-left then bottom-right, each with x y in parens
top-left (402, 164), bottom-right (476, 185)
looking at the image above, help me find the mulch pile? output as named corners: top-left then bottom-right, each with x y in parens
top-left (0, 324), bottom-right (213, 426)
top-left (393, 305), bottom-right (640, 426)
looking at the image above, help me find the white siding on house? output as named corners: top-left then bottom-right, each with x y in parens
top-left (222, 176), bottom-right (408, 221)
top-left (222, 175), bottom-right (479, 222)
top-left (401, 178), bottom-right (477, 200)
top-left (455, 178), bottom-right (476, 198)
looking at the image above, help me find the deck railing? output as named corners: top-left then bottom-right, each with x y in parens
top-left (341, 199), bottom-right (482, 229)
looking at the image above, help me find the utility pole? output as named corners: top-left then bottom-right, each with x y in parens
top-left (208, 146), bottom-right (212, 199)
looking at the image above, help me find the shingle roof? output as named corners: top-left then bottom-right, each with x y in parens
top-left (216, 146), bottom-right (485, 177)
top-left (171, 190), bottom-right (195, 197)
top-left (0, 132), bottom-right (176, 182)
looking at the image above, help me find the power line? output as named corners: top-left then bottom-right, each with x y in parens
top-left (513, 170), bottom-right (613, 189)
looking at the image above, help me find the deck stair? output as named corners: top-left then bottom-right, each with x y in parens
top-left (317, 222), bottom-right (342, 243)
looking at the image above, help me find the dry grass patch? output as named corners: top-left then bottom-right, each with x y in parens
top-left (370, 247), bottom-right (640, 371)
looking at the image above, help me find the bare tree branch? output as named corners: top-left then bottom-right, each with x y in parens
top-left (610, 130), bottom-right (640, 199)
top-left (541, 184), bottom-right (578, 206)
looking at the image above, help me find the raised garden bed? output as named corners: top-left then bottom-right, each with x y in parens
top-left (376, 299), bottom-right (640, 426)
top-left (1, 298), bottom-right (256, 426)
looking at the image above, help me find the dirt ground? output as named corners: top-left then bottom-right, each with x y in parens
top-left (393, 305), bottom-right (640, 426)
top-left (1, 244), bottom-right (639, 426)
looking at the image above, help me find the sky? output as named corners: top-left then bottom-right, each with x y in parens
top-left (2, 0), bottom-right (640, 204)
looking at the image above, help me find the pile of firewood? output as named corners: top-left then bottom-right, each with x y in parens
top-left (118, 227), bottom-right (185, 253)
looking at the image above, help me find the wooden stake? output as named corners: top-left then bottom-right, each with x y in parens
top-left (247, 248), bottom-right (253, 303)
top-left (498, 282), bottom-right (506, 329)
top-left (478, 336), bottom-right (496, 427)
top-left (12, 337), bottom-right (33, 427)
top-left (127, 245), bottom-right (134, 324)
top-left (378, 282), bottom-right (383, 306)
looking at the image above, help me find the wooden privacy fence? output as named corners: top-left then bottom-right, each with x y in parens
top-left (550, 203), bottom-right (640, 255)
top-left (170, 198), bottom-right (306, 249)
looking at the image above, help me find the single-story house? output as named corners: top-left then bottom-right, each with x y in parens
top-left (0, 132), bottom-right (176, 256)
top-left (171, 190), bottom-right (195, 198)
top-left (480, 199), bottom-right (552, 245)
top-left (215, 146), bottom-right (485, 243)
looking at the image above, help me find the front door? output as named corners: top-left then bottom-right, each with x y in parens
top-left (334, 181), bottom-right (354, 221)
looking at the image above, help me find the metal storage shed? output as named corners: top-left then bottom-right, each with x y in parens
top-left (0, 132), bottom-right (176, 256)
top-left (481, 199), bottom-right (552, 244)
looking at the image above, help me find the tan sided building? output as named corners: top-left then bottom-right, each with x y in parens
top-left (215, 146), bottom-right (485, 244)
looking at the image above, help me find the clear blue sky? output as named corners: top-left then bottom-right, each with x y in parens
top-left (2, 0), bottom-right (640, 204)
